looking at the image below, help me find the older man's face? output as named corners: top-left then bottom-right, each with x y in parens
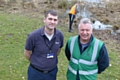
top-left (78, 23), bottom-right (93, 43)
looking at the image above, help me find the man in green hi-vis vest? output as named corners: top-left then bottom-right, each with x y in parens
top-left (65, 18), bottom-right (109, 80)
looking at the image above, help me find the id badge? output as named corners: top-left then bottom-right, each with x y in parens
top-left (47, 53), bottom-right (54, 58)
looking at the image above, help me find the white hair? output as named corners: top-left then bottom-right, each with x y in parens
top-left (78, 18), bottom-right (93, 29)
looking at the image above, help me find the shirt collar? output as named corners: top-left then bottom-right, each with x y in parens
top-left (40, 26), bottom-right (58, 38)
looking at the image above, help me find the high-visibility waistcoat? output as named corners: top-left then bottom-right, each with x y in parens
top-left (69, 4), bottom-right (77, 15)
top-left (67, 36), bottom-right (103, 80)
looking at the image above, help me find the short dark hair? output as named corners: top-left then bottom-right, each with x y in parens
top-left (45, 10), bottom-right (58, 17)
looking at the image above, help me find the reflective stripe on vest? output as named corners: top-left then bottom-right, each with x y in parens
top-left (71, 57), bottom-right (97, 65)
top-left (69, 36), bottom-right (99, 75)
top-left (91, 39), bottom-right (99, 62)
top-left (79, 69), bottom-right (98, 75)
top-left (68, 65), bottom-right (98, 75)
top-left (68, 65), bottom-right (77, 75)
top-left (70, 36), bottom-right (77, 56)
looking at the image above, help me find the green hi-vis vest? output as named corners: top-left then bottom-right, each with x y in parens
top-left (67, 36), bottom-right (103, 80)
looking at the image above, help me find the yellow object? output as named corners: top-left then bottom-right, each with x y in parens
top-left (69, 4), bottom-right (77, 15)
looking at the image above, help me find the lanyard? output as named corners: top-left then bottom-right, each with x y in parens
top-left (44, 36), bottom-right (56, 53)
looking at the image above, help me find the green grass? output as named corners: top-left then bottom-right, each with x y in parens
top-left (0, 13), bottom-right (120, 80)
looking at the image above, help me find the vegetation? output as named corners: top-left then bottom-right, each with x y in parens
top-left (0, 12), bottom-right (120, 80)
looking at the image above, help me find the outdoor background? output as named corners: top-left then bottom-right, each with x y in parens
top-left (0, 0), bottom-right (120, 80)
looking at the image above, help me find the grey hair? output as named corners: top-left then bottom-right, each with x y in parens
top-left (78, 18), bottom-right (93, 29)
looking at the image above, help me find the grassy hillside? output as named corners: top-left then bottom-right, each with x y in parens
top-left (0, 13), bottom-right (120, 80)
